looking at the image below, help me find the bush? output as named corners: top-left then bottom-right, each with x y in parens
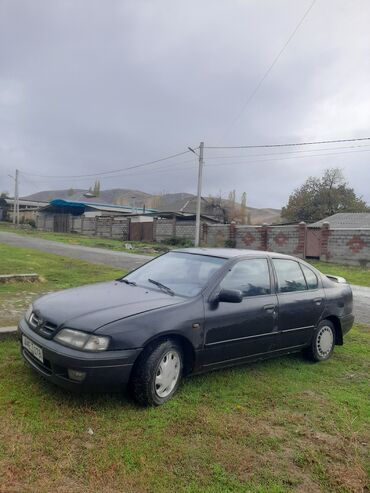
top-left (162, 237), bottom-right (193, 247)
top-left (224, 239), bottom-right (236, 248)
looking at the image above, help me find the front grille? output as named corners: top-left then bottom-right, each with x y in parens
top-left (29, 312), bottom-right (58, 338)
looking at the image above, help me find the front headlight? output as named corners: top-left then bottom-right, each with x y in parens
top-left (25, 304), bottom-right (33, 322)
top-left (54, 328), bottom-right (110, 352)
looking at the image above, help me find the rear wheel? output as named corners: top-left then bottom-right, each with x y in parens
top-left (131, 339), bottom-right (183, 406)
top-left (305, 320), bottom-right (335, 362)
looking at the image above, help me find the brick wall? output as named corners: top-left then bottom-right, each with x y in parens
top-left (36, 213), bottom-right (54, 232)
top-left (266, 225), bottom-right (305, 258)
top-left (37, 213), bottom-right (130, 240)
top-left (326, 228), bottom-right (370, 266)
top-left (155, 219), bottom-right (175, 242)
top-left (154, 219), bottom-right (203, 242)
top-left (235, 225), bottom-right (266, 250)
top-left (205, 224), bottom-right (230, 247)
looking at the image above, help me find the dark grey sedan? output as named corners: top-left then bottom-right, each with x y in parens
top-left (18, 248), bottom-right (354, 406)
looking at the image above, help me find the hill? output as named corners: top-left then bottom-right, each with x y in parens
top-left (23, 189), bottom-right (281, 224)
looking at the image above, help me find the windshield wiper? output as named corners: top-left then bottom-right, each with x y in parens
top-left (118, 278), bottom-right (137, 286)
top-left (148, 278), bottom-right (175, 296)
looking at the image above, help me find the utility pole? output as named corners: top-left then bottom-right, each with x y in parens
top-left (195, 142), bottom-right (204, 247)
top-left (10, 169), bottom-right (19, 226)
top-left (15, 169), bottom-right (19, 226)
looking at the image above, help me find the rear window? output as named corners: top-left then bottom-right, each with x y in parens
top-left (273, 259), bottom-right (307, 293)
top-left (301, 264), bottom-right (319, 290)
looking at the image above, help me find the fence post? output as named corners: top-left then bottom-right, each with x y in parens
top-left (230, 222), bottom-right (236, 247)
top-left (153, 218), bottom-right (157, 242)
top-left (172, 215), bottom-right (177, 238)
top-left (295, 221), bottom-right (307, 258)
top-left (110, 216), bottom-right (114, 238)
top-left (261, 223), bottom-right (268, 250)
top-left (202, 223), bottom-right (208, 245)
top-left (321, 222), bottom-right (331, 261)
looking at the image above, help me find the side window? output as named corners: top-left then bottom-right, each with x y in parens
top-left (301, 264), bottom-right (319, 290)
top-left (220, 259), bottom-right (271, 297)
top-left (273, 259), bottom-right (307, 293)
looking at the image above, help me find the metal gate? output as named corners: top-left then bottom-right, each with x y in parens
top-left (53, 214), bottom-right (70, 233)
top-left (129, 221), bottom-right (153, 241)
top-left (306, 227), bottom-right (321, 258)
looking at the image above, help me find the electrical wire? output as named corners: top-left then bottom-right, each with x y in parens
top-left (20, 159), bottom-right (197, 185)
top-left (203, 143), bottom-right (370, 160)
top-left (206, 148), bottom-right (370, 167)
top-left (20, 149), bottom-right (193, 179)
top-left (205, 136), bottom-right (370, 150)
top-left (224, 0), bottom-right (317, 134)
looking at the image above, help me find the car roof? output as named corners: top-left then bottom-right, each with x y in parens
top-left (172, 247), bottom-right (298, 261)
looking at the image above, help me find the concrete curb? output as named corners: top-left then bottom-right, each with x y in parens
top-left (0, 326), bottom-right (18, 340)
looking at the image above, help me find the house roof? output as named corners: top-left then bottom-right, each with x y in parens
top-left (40, 199), bottom-right (157, 215)
top-left (309, 213), bottom-right (370, 228)
top-left (0, 198), bottom-right (48, 208)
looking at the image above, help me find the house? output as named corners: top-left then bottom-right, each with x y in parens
top-left (0, 197), bottom-right (48, 222)
top-left (36, 198), bottom-right (158, 233)
top-left (309, 213), bottom-right (370, 229)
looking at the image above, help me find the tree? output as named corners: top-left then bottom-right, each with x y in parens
top-left (93, 180), bottom-right (100, 196)
top-left (67, 188), bottom-right (75, 197)
top-left (240, 192), bottom-right (247, 224)
top-left (282, 168), bottom-right (369, 223)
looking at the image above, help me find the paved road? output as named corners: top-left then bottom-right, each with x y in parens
top-left (0, 231), bottom-right (152, 271)
top-left (351, 285), bottom-right (370, 325)
top-left (0, 231), bottom-right (369, 324)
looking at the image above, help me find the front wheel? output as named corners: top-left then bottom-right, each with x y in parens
top-left (130, 339), bottom-right (183, 406)
top-left (305, 320), bottom-right (335, 362)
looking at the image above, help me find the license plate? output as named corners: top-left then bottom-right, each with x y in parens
top-left (22, 335), bottom-right (44, 364)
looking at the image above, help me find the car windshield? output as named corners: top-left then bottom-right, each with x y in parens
top-left (123, 252), bottom-right (226, 297)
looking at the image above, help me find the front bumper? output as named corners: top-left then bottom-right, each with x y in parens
top-left (18, 318), bottom-right (142, 392)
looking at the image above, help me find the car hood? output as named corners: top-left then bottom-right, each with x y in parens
top-left (33, 281), bottom-right (185, 332)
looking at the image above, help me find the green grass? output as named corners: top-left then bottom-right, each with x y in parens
top-left (308, 260), bottom-right (370, 287)
top-left (0, 242), bottom-right (368, 491)
top-left (0, 243), bottom-right (124, 326)
top-left (0, 221), bottom-right (169, 256)
top-left (0, 325), bottom-right (369, 492)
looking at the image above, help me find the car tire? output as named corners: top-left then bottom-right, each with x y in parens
top-left (130, 339), bottom-right (183, 406)
top-left (304, 320), bottom-right (335, 362)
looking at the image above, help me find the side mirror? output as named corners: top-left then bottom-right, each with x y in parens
top-left (218, 288), bottom-right (243, 303)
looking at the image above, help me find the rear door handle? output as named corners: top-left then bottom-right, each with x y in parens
top-left (313, 297), bottom-right (323, 305)
top-left (263, 304), bottom-right (276, 312)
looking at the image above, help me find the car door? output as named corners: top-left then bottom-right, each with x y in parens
top-left (271, 258), bottom-right (325, 349)
top-left (202, 257), bottom-right (279, 367)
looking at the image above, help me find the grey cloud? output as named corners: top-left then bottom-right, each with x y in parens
top-left (0, 0), bottom-right (369, 207)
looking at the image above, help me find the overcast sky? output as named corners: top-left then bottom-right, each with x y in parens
top-left (1, 0), bottom-right (370, 208)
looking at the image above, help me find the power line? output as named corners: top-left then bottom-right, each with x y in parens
top-left (203, 143), bottom-right (370, 160)
top-left (224, 0), bottom-right (317, 134)
top-left (206, 148), bottom-right (370, 167)
top-left (20, 159), bottom-right (197, 184)
top-left (20, 149), bottom-right (193, 179)
top-left (205, 137), bottom-right (370, 150)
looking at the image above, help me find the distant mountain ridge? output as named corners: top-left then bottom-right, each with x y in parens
top-left (23, 188), bottom-right (281, 224)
